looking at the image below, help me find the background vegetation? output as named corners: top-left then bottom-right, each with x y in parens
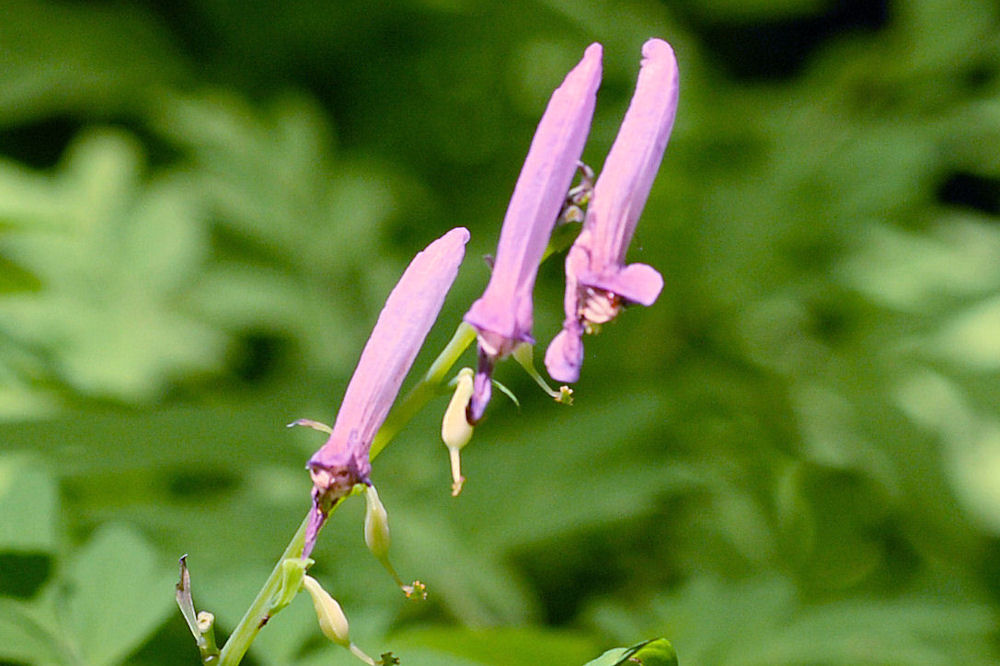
top-left (3, 0), bottom-right (1000, 664)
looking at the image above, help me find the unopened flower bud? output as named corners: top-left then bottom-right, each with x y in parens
top-left (302, 575), bottom-right (351, 647)
top-left (442, 367), bottom-right (475, 495)
top-left (442, 368), bottom-right (475, 448)
top-left (363, 485), bottom-right (391, 561)
top-left (362, 485), bottom-right (428, 600)
top-left (302, 575), bottom-right (378, 665)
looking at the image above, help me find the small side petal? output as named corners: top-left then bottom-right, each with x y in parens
top-left (583, 262), bottom-right (663, 307)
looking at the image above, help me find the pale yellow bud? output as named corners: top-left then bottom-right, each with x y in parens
top-left (302, 575), bottom-right (350, 648)
top-left (441, 367), bottom-right (475, 496)
top-left (442, 367), bottom-right (475, 449)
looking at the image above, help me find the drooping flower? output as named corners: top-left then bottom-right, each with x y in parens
top-left (463, 43), bottom-right (602, 423)
top-left (545, 38), bottom-right (679, 383)
top-left (304, 227), bottom-right (469, 556)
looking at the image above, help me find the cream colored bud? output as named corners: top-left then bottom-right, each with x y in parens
top-left (442, 367), bottom-right (475, 495)
top-left (363, 485), bottom-right (391, 560)
top-left (302, 575), bottom-right (350, 647)
top-left (442, 368), bottom-right (475, 449)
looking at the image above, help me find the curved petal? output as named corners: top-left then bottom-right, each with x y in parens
top-left (582, 262), bottom-right (663, 307)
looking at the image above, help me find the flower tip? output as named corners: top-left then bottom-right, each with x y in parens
top-left (642, 38), bottom-right (675, 61)
top-left (583, 42), bottom-right (603, 62)
top-left (442, 226), bottom-right (471, 247)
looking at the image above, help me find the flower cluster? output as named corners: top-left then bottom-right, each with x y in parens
top-left (178, 38), bottom-right (680, 666)
top-left (466, 38), bottom-right (680, 416)
top-left (303, 38), bottom-right (679, 552)
top-left (290, 37), bottom-right (678, 663)
top-left (302, 38), bottom-right (678, 542)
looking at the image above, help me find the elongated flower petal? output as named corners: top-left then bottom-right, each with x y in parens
top-left (545, 39), bottom-right (679, 383)
top-left (463, 43), bottom-right (602, 422)
top-left (305, 227), bottom-right (469, 555)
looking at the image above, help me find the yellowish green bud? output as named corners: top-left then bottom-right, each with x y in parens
top-left (363, 485), bottom-right (391, 560)
top-left (362, 485), bottom-right (428, 600)
top-left (301, 575), bottom-right (379, 665)
top-left (442, 367), bottom-right (475, 450)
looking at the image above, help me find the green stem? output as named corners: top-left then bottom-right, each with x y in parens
top-left (216, 514), bottom-right (309, 666)
top-left (215, 322), bottom-right (476, 665)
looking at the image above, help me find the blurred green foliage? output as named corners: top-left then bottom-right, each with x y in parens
top-left (3, 0), bottom-right (1000, 664)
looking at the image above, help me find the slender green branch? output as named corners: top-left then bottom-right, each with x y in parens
top-left (216, 514), bottom-right (309, 666)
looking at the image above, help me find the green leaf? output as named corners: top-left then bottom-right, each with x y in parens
top-left (623, 639), bottom-right (678, 666)
top-left (62, 523), bottom-right (176, 666)
top-left (582, 639), bottom-right (678, 666)
top-left (0, 453), bottom-right (57, 554)
top-left (390, 625), bottom-right (598, 666)
top-left (581, 647), bottom-right (629, 666)
top-left (0, 129), bottom-right (225, 404)
top-left (0, 597), bottom-right (67, 666)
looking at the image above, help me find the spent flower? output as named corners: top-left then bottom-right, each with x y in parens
top-left (545, 38), bottom-right (679, 383)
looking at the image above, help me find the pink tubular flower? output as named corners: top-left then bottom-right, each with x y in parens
top-left (463, 43), bottom-right (602, 423)
top-left (304, 227), bottom-right (469, 556)
top-left (545, 38), bottom-right (679, 383)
